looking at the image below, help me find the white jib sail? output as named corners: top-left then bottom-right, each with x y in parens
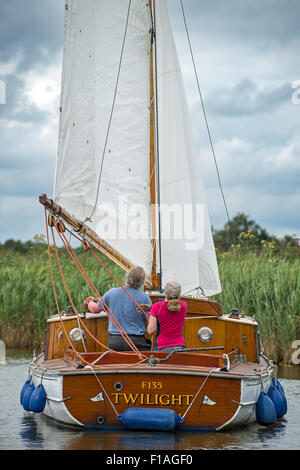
top-left (54, 0), bottom-right (154, 274)
top-left (154, 0), bottom-right (221, 296)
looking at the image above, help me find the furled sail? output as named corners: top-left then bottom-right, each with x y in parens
top-left (53, 0), bottom-right (221, 296)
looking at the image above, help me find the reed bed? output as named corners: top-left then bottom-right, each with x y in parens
top-left (0, 245), bottom-right (123, 350)
top-left (0, 241), bottom-right (299, 363)
top-left (213, 244), bottom-right (300, 364)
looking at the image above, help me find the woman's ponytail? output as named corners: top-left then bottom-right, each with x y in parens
top-left (167, 299), bottom-right (181, 312)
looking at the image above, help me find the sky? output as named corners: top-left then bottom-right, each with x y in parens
top-left (0, 0), bottom-right (299, 243)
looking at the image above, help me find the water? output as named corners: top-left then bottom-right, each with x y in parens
top-left (1, 351), bottom-right (300, 451)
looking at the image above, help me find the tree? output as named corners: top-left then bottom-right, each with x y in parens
top-left (212, 213), bottom-right (275, 250)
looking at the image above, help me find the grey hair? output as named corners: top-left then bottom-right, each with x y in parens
top-left (164, 278), bottom-right (181, 300)
top-left (125, 266), bottom-right (147, 289)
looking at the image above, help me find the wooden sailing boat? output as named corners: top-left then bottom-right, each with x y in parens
top-left (22, 0), bottom-right (287, 431)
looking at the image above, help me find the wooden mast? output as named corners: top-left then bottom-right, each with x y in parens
top-left (149, 0), bottom-right (161, 291)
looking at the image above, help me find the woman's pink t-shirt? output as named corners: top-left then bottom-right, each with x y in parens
top-left (149, 300), bottom-right (187, 349)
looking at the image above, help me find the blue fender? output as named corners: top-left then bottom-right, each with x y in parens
top-left (268, 384), bottom-right (286, 419)
top-left (272, 377), bottom-right (287, 415)
top-left (22, 382), bottom-right (35, 411)
top-left (256, 392), bottom-right (277, 426)
top-left (29, 384), bottom-right (47, 413)
top-left (20, 376), bottom-right (32, 406)
top-left (117, 408), bottom-right (182, 431)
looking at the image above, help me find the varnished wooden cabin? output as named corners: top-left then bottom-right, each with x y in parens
top-left (44, 295), bottom-right (259, 363)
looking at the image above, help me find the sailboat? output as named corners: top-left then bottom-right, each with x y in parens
top-left (21, 0), bottom-right (287, 431)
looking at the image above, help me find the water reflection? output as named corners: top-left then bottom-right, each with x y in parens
top-left (19, 414), bottom-right (45, 448)
top-left (17, 415), bottom-right (291, 451)
top-left (278, 365), bottom-right (300, 381)
top-left (22, 418), bottom-right (243, 451)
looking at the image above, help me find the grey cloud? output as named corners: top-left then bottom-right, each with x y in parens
top-left (1, 0), bottom-right (299, 242)
top-left (204, 79), bottom-right (292, 116)
top-left (0, 136), bottom-right (55, 197)
top-left (0, 0), bottom-right (64, 71)
top-left (207, 183), bottom-right (300, 238)
top-left (168, 0), bottom-right (300, 47)
top-left (0, 196), bottom-right (47, 243)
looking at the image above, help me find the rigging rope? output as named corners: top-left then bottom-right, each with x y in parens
top-left (44, 208), bottom-right (82, 360)
top-left (45, 216), bottom-right (126, 416)
top-left (88, 0), bottom-right (132, 222)
top-left (87, 244), bottom-right (149, 319)
top-left (180, 0), bottom-right (231, 225)
top-left (46, 210), bottom-right (143, 358)
top-left (55, 226), bottom-right (144, 358)
top-left (45, 209), bottom-right (151, 373)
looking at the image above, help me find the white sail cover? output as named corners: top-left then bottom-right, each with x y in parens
top-left (54, 0), bottom-right (221, 296)
top-left (154, 0), bottom-right (221, 295)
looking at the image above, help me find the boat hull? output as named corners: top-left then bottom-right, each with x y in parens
top-left (30, 360), bottom-right (270, 431)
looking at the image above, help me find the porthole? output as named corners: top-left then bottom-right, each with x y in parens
top-left (114, 381), bottom-right (123, 391)
top-left (69, 328), bottom-right (86, 344)
top-left (97, 416), bottom-right (105, 425)
top-left (197, 326), bottom-right (213, 343)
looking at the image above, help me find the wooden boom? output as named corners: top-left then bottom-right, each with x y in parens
top-left (39, 193), bottom-right (139, 280)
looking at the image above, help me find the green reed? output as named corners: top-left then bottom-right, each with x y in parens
top-left (213, 241), bottom-right (300, 364)
top-left (0, 245), bottom-right (123, 350)
top-left (0, 240), bottom-right (299, 363)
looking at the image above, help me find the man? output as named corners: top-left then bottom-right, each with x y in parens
top-left (85, 266), bottom-right (152, 351)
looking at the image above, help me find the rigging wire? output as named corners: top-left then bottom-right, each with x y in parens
top-left (88, 0), bottom-right (132, 222)
top-left (180, 1), bottom-right (248, 296)
top-left (179, 0), bottom-right (231, 225)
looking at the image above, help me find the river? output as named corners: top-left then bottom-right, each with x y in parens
top-left (0, 350), bottom-right (299, 451)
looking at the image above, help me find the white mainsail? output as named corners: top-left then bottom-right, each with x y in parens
top-left (53, 0), bottom-right (221, 296)
top-left (54, 0), bottom-right (154, 273)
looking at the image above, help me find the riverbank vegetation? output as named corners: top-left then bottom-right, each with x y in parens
top-left (0, 214), bottom-right (299, 364)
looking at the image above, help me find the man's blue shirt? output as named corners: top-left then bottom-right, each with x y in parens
top-left (97, 286), bottom-right (151, 335)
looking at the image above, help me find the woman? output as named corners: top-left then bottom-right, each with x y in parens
top-left (147, 279), bottom-right (187, 352)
